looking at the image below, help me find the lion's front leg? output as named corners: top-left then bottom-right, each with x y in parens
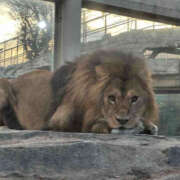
top-left (140, 101), bottom-right (159, 135)
top-left (142, 114), bottom-right (158, 135)
top-left (91, 121), bottom-right (110, 134)
top-left (142, 121), bottom-right (158, 135)
top-left (48, 104), bottom-right (74, 131)
top-left (82, 110), bottom-right (110, 133)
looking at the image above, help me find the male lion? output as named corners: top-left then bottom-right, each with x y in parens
top-left (0, 50), bottom-right (158, 134)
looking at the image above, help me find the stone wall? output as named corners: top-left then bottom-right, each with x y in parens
top-left (0, 52), bottom-right (52, 78)
top-left (1, 28), bottom-right (180, 78)
top-left (82, 28), bottom-right (180, 75)
top-left (0, 129), bottom-right (180, 180)
top-left (81, 28), bottom-right (180, 55)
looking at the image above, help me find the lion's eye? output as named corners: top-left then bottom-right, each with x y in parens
top-left (131, 96), bottom-right (138, 104)
top-left (108, 95), bottom-right (116, 104)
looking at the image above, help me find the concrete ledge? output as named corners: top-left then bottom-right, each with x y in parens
top-left (0, 129), bottom-right (180, 179)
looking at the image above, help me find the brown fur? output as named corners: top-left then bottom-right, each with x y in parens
top-left (0, 78), bottom-right (17, 127)
top-left (0, 50), bottom-right (159, 134)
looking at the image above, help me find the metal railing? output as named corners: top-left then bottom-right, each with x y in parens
top-left (0, 37), bottom-right (27, 67)
top-left (81, 10), bottom-right (175, 43)
top-left (0, 36), bottom-right (53, 67)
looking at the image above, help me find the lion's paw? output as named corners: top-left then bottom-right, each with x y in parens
top-left (91, 123), bottom-right (110, 134)
top-left (140, 124), bottom-right (158, 135)
top-left (150, 124), bottom-right (158, 135)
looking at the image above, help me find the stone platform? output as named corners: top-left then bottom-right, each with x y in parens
top-left (0, 129), bottom-right (180, 180)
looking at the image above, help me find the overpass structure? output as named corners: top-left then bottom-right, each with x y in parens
top-left (153, 74), bottom-right (180, 94)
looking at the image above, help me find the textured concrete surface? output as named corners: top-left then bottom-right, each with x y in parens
top-left (0, 52), bottom-right (52, 78)
top-left (0, 129), bottom-right (180, 179)
top-left (1, 29), bottom-right (180, 78)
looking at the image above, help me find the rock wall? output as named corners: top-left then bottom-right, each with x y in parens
top-left (0, 52), bottom-right (52, 78)
top-left (1, 28), bottom-right (180, 78)
top-left (81, 28), bottom-right (180, 55)
top-left (82, 28), bottom-right (180, 75)
top-left (0, 129), bottom-right (180, 180)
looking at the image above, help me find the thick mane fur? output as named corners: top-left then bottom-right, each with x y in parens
top-left (57, 50), bottom-right (153, 110)
top-left (51, 62), bottom-right (76, 108)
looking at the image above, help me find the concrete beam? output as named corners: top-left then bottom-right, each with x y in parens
top-left (54, 0), bottom-right (81, 70)
top-left (153, 74), bottom-right (180, 94)
top-left (154, 87), bottom-right (180, 94)
top-left (82, 0), bottom-right (180, 25)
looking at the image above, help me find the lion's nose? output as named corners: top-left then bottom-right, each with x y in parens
top-left (116, 117), bottom-right (129, 125)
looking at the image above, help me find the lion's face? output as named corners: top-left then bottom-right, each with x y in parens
top-left (102, 78), bottom-right (148, 130)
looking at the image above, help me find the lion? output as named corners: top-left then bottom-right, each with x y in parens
top-left (0, 50), bottom-right (158, 134)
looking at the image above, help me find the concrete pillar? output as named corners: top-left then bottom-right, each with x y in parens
top-left (54, 0), bottom-right (82, 70)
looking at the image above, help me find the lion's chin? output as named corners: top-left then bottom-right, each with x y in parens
top-left (111, 122), bottom-right (144, 135)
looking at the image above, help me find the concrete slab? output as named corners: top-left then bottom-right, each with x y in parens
top-left (0, 129), bottom-right (180, 179)
top-left (83, 0), bottom-right (180, 25)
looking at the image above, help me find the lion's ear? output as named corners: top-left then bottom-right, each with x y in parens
top-left (95, 65), bottom-right (108, 79)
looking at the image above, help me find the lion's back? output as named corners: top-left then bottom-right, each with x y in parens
top-left (10, 70), bottom-right (53, 129)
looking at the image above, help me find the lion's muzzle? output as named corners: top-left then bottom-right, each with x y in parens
top-left (116, 116), bottom-right (129, 125)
